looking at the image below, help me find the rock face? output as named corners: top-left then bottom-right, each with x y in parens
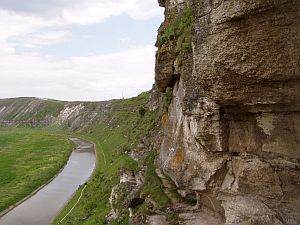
top-left (155, 0), bottom-right (300, 224)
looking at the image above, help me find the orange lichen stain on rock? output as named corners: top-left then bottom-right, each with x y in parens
top-left (161, 113), bottom-right (169, 128)
top-left (171, 150), bottom-right (184, 169)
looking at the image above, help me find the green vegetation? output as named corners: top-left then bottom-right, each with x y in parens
top-left (140, 151), bottom-right (170, 210)
top-left (0, 91), bottom-right (171, 225)
top-left (34, 99), bottom-right (65, 120)
top-left (165, 174), bottom-right (197, 206)
top-left (167, 212), bottom-right (179, 225)
top-left (0, 128), bottom-right (73, 212)
top-left (157, 6), bottom-right (192, 51)
top-left (130, 151), bottom-right (172, 219)
top-left (139, 107), bottom-right (146, 117)
top-left (0, 98), bottom-right (65, 123)
top-left (164, 87), bottom-right (173, 107)
top-left (52, 92), bottom-right (161, 225)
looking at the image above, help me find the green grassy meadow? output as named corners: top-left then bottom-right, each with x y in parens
top-left (0, 128), bottom-right (74, 213)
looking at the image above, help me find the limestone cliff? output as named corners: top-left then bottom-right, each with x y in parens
top-left (154, 0), bottom-right (300, 225)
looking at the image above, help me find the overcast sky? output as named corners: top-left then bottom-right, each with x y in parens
top-left (0, 0), bottom-right (164, 101)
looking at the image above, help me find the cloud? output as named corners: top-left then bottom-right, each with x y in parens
top-left (0, 10), bottom-right (53, 42)
top-left (127, 1), bottom-right (163, 20)
top-left (0, 45), bottom-right (156, 101)
top-left (0, 10), bottom-right (63, 51)
top-left (0, 1), bottom-right (162, 100)
top-left (0, 0), bottom-right (162, 23)
top-left (13, 31), bottom-right (71, 48)
top-left (0, 0), bottom-right (67, 15)
top-left (0, 0), bottom-right (162, 48)
top-left (0, 42), bottom-right (15, 54)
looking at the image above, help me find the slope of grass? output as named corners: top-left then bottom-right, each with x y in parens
top-left (0, 98), bottom-right (66, 123)
top-left (34, 99), bottom-right (66, 120)
top-left (0, 128), bottom-right (74, 212)
top-left (52, 92), bottom-right (160, 225)
top-left (141, 151), bottom-right (170, 210)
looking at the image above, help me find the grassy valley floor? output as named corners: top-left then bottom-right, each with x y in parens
top-left (0, 128), bottom-right (74, 213)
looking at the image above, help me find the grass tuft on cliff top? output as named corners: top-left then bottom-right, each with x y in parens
top-left (157, 6), bottom-right (192, 51)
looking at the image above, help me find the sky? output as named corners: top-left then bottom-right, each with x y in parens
top-left (0, 0), bottom-right (164, 101)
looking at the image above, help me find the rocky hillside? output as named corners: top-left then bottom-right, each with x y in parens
top-left (0, 97), bottom-right (116, 130)
top-left (152, 0), bottom-right (300, 225)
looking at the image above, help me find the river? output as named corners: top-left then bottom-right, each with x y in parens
top-left (0, 137), bottom-right (96, 225)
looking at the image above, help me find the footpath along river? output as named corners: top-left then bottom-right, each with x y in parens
top-left (0, 138), bottom-right (96, 225)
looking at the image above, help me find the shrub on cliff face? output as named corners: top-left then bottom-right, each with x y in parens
top-left (139, 107), bottom-right (146, 117)
top-left (157, 6), bottom-right (192, 51)
top-left (140, 151), bottom-right (170, 210)
top-left (164, 87), bottom-right (173, 107)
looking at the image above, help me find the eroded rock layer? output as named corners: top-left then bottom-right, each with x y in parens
top-left (155, 0), bottom-right (300, 224)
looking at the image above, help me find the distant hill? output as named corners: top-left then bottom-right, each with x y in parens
top-left (0, 97), bottom-right (117, 130)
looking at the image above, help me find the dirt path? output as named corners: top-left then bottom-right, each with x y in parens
top-left (59, 185), bottom-right (87, 224)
